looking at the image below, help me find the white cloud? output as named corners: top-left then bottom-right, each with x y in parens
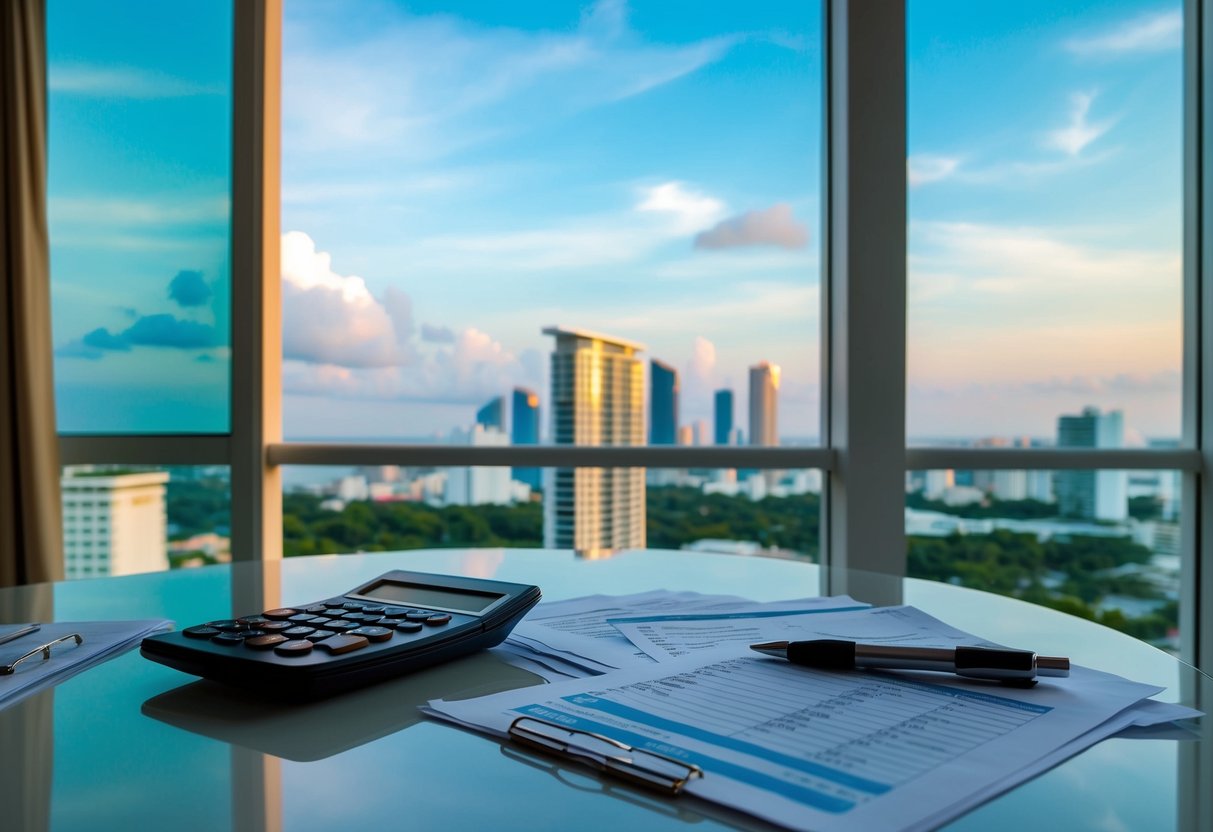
top-left (1044, 92), bottom-right (1115, 157)
top-left (281, 231), bottom-right (408, 367)
top-left (280, 231), bottom-right (538, 403)
top-left (284, 0), bottom-right (738, 159)
top-left (1065, 10), bottom-right (1182, 56)
top-left (637, 182), bottom-right (726, 235)
top-left (693, 203), bottom-right (808, 250)
top-left (908, 155), bottom-right (961, 187)
top-left (49, 64), bottom-right (224, 98)
top-left (688, 336), bottom-right (717, 382)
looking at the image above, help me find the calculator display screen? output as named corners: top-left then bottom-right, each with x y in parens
top-left (359, 581), bottom-right (504, 613)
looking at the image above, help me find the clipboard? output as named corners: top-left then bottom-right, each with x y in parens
top-left (507, 715), bottom-right (704, 794)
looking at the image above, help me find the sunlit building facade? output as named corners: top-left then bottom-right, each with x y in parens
top-left (542, 326), bottom-right (646, 553)
top-left (1056, 407), bottom-right (1127, 521)
top-left (748, 361), bottom-right (781, 447)
top-left (61, 470), bottom-right (170, 578)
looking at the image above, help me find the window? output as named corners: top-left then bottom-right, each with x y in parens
top-left (46, 3), bottom-right (1212, 668)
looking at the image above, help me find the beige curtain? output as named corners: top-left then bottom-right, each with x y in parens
top-left (0, 0), bottom-right (63, 587)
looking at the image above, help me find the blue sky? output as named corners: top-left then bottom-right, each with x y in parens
top-left (47, 0), bottom-right (1182, 443)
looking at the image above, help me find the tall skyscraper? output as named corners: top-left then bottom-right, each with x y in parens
top-left (714, 389), bottom-right (734, 445)
top-left (1056, 406), bottom-right (1127, 521)
top-left (649, 359), bottom-right (679, 445)
top-left (61, 469), bottom-right (169, 578)
top-left (748, 361), bottom-right (781, 447)
top-left (512, 387), bottom-right (541, 489)
top-left (476, 396), bottom-right (504, 430)
top-left (542, 326), bottom-right (646, 553)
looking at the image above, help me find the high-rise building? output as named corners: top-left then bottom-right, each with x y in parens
top-left (649, 359), bottom-right (679, 445)
top-left (476, 396), bottom-right (504, 431)
top-left (714, 389), bottom-right (734, 445)
top-left (61, 469), bottom-right (170, 578)
top-left (445, 425), bottom-right (512, 506)
top-left (1056, 407), bottom-right (1127, 521)
top-left (542, 326), bottom-right (646, 553)
top-left (748, 362), bottom-right (781, 447)
top-left (511, 387), bottom-right (541, 490)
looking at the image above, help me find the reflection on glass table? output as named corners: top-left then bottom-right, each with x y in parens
top-left (0, 548), bottom-right (1208, 832)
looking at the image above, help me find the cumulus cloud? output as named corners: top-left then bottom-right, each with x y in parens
top-left (693, 203), bottom-right (808, 250)
top-left (422, 324), bottom-right (457, 343)
top-left (1064, 10), bottom-right (1181, 56)
top-left (637, 182), bottom-right (726, 235)
top-left (688, 336), bottom-right (717, 382)
top-left (1044, 92), bottom-right (1114, 157)
top-left (908, 155), bottom-right (961, 187)
top-left (123, 314), bottom-right (218, 349)
top-left (168, 270), bottom-right (212, 307)
top-left (281, 230), bottom-right (410, 368)
top-left (278, 230), bottom-right (540, 405)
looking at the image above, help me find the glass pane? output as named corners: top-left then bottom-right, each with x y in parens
top-left (281, 1), bottom-right (822, 447)
top-left (48, 0), bottom-right (233, 433)
top-left (907, 468), bottom-right (1181, 649)
top-left (906, 1), bottom-right (1182, 441)
top-left (61, 465), bottom-right (231, 578)
top-left (282, 465), bottom-right (819, 562)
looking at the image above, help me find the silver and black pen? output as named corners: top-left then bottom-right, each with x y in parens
top-left (0, 623), bottom-right (41, 647)
top-left (751, 638), bottom-right (1070, 685)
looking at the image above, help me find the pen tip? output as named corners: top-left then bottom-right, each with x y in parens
top-left (750, 641), bottom-right (790, 658)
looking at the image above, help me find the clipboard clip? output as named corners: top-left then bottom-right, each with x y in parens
top-left (508, 715), bottom-right (703, 795)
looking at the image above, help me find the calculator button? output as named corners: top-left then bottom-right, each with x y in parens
top-left (284, 626), bottom-right (316, 638)
top-left (288, 614), bottom-right (319, 623)
top-left (211, 633), bottom-right (246, 646)
top-left (241, 629), bottom-right (268, 639)
top-left (358, 614), bottom-right (384, 624)
top-left (342, 603), bottom-right (365, 611)
top-left (184, 625), bottom-right (220, 639)
top-left (264, 609), bottom-right (298, 620)
top-left (238, 616), bottom-right (270, 626)
top-left (260, 621), bottom-right (292, 632)
top-left (404, 612), bottom-right (431, 621)
top-left (323, 599), bottom-right (346, 609)
top-left (304, 605), bottom-right (328, 614)
top-left (349, 626), bottom-right (393, 643)
top-left (425, 614), bottom-right (451, 626)
top-left (245, 634), bottom-right (288, 650)
top-left (309, 617), bottom-right (334, 627)
top-left (392, 621), bottom-right (423, 633)
top-left (360, 606), bottom-right (386, 615)
top-left (381, 607), bottom-right (409, 618)
top-left (208, 620), bottom-right (244, 631)
top-left (314, 634), bottom-right (369, 655)
top-left (274, 640), bottom-right (314, 657)
top-left (308, 629), bottom-right (336, 641)
top-left (328, 621), bottom-right (359, 632)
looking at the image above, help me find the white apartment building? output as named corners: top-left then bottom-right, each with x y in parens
top-left (445, 425), bottom-right (512, 506)
top-left (61, 470), bottom-right (170, 578)
top-left (542, 326), bottom-right (646, 553)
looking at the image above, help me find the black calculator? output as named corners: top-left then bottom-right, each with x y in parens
top-left (141, 569), bottom-right (541, 699)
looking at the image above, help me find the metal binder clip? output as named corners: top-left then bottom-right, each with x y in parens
top-left (1, 633), bottom-right (84, 676)
top-left (508, 715), bottom-right (703, 795)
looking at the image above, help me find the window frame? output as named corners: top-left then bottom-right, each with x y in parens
top-left (54, 0), bottom-right (1211, 671)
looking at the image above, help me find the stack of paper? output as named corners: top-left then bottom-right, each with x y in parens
top-left (498, 591), bottom-right (869, 680)
top-left (0, 619), bottom-right (172, 712)
top-left (434, 600), bottom-right (1201, 832)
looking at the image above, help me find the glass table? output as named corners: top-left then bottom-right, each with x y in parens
top-left (0, 548), bottom-right (1208, 831)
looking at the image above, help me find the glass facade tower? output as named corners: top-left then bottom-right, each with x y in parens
top-left (542, 326), bottom-right (646, 553)
top-left (511, 387), bottom-right (541, 489)
top-left (714, 389), bottom-right (734, 446)
top-left (649, 359), bottom-right (679, 445)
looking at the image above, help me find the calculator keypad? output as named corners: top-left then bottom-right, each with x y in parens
top-left (185, 601), bottom-right (453, 660)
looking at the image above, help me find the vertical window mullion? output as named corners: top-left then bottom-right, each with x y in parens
top-left (822, 0), bottom-right (908, 602)
top-left (230, 0), bottom-right (283, 562)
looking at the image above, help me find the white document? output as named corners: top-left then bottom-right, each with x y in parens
top-left (510, 591), bottom-right (864, 674)
top-left (428, 643), bottom-right (1171, 832)
top-left (611, 604), bottom-right (998, 662)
